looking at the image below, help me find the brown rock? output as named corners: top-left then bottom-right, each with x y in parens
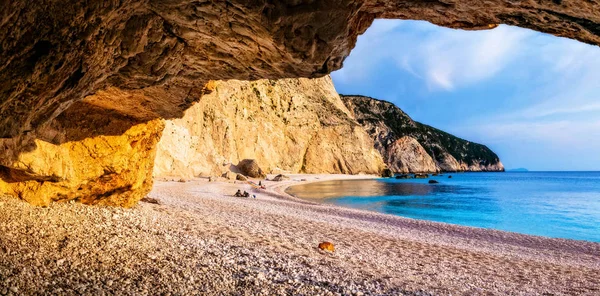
top-left (141, 197), bottom-right (161, 205)
top-left (1, 1), bottom-right (599, 141)
top-left (237, 160), bottom-right (266, 179)
top-left (381, 169), bottom-right (394, 178)
top-left (318, 242), bottom-right (335, 252)
top-left (236, 174), bottom-right (248, 181)
top-left (272, 174), bottom-right (289, 182)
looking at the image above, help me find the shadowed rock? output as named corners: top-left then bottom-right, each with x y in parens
top-left (1, 0), bottom-right (598, 206)
top-left (237, 160), bottom-right (266, 179)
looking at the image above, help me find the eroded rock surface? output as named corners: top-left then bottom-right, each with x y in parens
top-left (385, 136), bottom-right (439, 174)
top-left (0, 102), bottom-right (164, 207)
top-left (1, 0), bottom-right (596, 205)
top-left (237, 159), bottom-right (267, 179)
top-left (342, 95), bottom-right (504, 173)
top-left (2, 0), bottom-right (600, 138)
top-left (153, 76), bottom-right (385, 178)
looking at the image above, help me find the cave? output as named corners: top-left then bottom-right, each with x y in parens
top-left (1, 0), bottom-right (599, 206)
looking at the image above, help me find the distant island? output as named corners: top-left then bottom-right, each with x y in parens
top-left (508, 168), bottom-right (529, 172)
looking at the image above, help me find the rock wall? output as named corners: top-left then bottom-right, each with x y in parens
top-left (1, 0), bottom-right (595, 205)
top-left (153, 76), bottom-right (385, 178)
top-left (0, 101), bottom-right (164, 207)
top-left (342, 95), bottom-right (504, 173)
top-left (384, 136), bottom-right (439, 174)
top-left (2, 0), bottom-right (600, 139)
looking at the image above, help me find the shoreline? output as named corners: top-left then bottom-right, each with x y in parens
top-left (266, 175), bottom-right (600, 254)
top-left (0, 174), bottom-right (598, 294)
top-left (280, 174), bottom-right (600, 244)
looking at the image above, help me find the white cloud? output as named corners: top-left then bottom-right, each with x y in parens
top-left (406, 25), bottom-right (533, 90)
top-left (333, 20), bottom-right (532, 91)
top-left (517, 102), bottom-right (600, 119)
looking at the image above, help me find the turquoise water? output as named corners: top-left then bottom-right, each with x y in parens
top-left (286, 172), bottom-right (600, 242)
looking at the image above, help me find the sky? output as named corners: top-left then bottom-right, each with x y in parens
top-left (331, 19), bottom-right (600, 171)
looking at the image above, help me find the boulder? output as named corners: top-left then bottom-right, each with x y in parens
top-left (381, 169), bottom-right (394, 178)
top-left (318, 242), bottom-right (335, 252)
top-left (395, 174), bottom-right (410, 179)
top-left (236, 174), bottom-right (248, 181)
top-left (272, 174), bottom-right (289, 182)
top-left (414, 174), bottom-right (429, 179)
top-left (141, 197), bottom-right (161, 205)
top-left (237, 159), bottom-right (266, 179)
top-left (428, 180), bottom-right (439, 184)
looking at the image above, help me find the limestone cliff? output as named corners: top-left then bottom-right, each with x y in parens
top-left (0, 101), bottom-right (164, 207)
top-left (384, 136), bottom-right (439, 174)
top-left (342, 95), bottom-right (504, 173)
top-left (2, 1), bottom-right (600, 140)
top-left (153, 76), bottom-right (385, 178)
top-left (1, 0), bottom-right (595, 206)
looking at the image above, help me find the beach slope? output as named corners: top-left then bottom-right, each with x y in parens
top-left (0, 175), bottom-right (598, 295)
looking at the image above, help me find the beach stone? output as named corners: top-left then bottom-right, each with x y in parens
top-left (237, 159), bottom-right (266, 179)
top-left (414, 174), bottom-right (429, 179)
top-left (272, 174), bottom-right (289, 182)
top-left (318, 242), bottom-right (335, 252)
top-left (428, 180), bottom-right (439, 184)
top-left (381, 169), bottom-right (394, 178)
top-left (236, 174), bottom-right (248, 181)
top-left (141, 197), bottom-right (161, 205)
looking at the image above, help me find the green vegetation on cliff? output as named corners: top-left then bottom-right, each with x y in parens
top-left (342, 95), bottom-right (503, 172)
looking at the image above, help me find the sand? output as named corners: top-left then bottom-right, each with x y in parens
top-left (0, 174), bottom-right (599, 295)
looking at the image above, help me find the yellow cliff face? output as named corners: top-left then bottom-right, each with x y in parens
top-left (0, 104), bottom-right (164, 207)
top-left (154, 76), bottom-right (386, 178)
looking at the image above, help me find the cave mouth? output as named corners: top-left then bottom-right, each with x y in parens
top-left (1, 2), bottom-right (600, 206)
top-left (331, 19), bottom-right (600, 171)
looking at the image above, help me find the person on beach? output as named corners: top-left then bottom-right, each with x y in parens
top-left (234, 190), bottom-right (243, 197)
top-left (242, 191), bottom-right (250, 198)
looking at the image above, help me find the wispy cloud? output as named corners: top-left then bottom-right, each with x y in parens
top-left (334, 20), bottom-right (532, 91)
top-left (416, 25), bottom-right (532, 90)
top-left (516, 102), bottom-right (600, 119)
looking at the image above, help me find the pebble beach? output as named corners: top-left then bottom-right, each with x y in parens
top-left (0, 174), bottom-right (599, 295)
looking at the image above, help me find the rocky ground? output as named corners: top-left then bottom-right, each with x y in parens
top-left (0, 175), bottom-right (599, 295)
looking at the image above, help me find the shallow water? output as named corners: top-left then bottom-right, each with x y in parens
top-left (286, 172), bottom-right (600, 242)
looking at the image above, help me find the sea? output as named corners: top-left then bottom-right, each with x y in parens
top-left (286, 172), bottom-right (600, 243)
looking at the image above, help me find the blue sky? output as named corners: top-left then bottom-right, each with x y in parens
top-left (331, 19), bottom-right (600, 171)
